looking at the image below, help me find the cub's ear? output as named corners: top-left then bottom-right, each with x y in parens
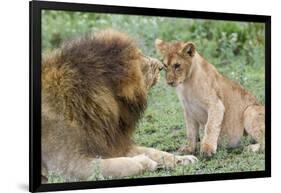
top-left (155, 39), bottom-right (168, 55)
top-left (181, 42), bottom-right (196, 57)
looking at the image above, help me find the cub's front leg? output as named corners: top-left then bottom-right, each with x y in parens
top-left (201, 99), bottom-right (225, 157)
top-left (179, 111), bottom-right (199, 154)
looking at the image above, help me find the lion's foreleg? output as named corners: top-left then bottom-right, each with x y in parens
top-left (44, 154), bottom-right (158, 181)
top-left (98, 155), bottom-right (157, 178)
top-left (77, 156), bottom-right (158, 180)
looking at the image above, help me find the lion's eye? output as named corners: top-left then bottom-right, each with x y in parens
top-left (174, 63), bottom-right (181, 69)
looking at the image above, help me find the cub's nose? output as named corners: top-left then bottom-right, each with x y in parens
top-left (167, 81), bottom-right (174, 86)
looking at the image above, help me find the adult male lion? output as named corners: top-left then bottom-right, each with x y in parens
top-left (42, 30), bottom-right (197, 182)
top-left (155, 39), bottom-right (265, 157)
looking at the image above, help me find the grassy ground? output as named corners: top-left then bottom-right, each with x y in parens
top-left (42, 11), bottom-right (265, 183)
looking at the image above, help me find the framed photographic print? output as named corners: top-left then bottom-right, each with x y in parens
top-left (29, 0), bottom-right (271, 192)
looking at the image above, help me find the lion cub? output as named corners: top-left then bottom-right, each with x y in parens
top-left (155, 39), bottom-right (265, 157)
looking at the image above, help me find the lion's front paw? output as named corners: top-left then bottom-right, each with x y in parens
top-left (132, 154), bottom-right (158, 171)
top-left (178, 145), bottom-right (196, 154)
top-left (200, 142), bottom-right (216, 157)
top-left (176, 155), bottom-right (198, 165)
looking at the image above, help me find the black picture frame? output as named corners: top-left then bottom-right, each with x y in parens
top-left (29, 0), bottom-right (271, 192)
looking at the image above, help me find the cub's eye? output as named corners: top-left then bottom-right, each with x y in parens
top-left (163, 63), bottom-right (168, 70)
top-left (174, 63), bottom-right (181, 69)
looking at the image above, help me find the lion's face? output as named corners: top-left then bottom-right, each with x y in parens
top-left (155, 39), bottom-right (196, 87)
top-left (140, 54), bottom-right (163, 89)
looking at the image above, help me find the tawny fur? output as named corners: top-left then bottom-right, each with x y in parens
top-left (42, 29), bottom-right (197, 183)
top-left (155, 39), bottom-right (265, 157)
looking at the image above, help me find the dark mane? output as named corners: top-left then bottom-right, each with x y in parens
top-left (42, 29), bottom-right (147, 157)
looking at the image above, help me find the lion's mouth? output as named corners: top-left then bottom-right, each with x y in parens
top-left (157, 73), bottom-right (161, 82)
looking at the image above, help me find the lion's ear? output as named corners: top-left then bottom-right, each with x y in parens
top-left (181, 42), bottom-right (196, 57)
top-left (155, 39), bottom-right (168, 55)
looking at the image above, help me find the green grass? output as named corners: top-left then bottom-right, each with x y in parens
top-left (43, 10), bottom-right (265, 183)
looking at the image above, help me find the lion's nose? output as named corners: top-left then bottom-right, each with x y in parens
top-left (158, 63), bottom-right (164, 71)
top-left (152, 59), bottom-right (163, 71)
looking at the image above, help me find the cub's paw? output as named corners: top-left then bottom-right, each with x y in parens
top-left (175, 155), bottom-right (198, 165)
top-left (132, 154), bottom-right (158, 171)
top-left (245, 144), bottom-right (261, 153)
top-left (200, 142), bottom-right (216, 158)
